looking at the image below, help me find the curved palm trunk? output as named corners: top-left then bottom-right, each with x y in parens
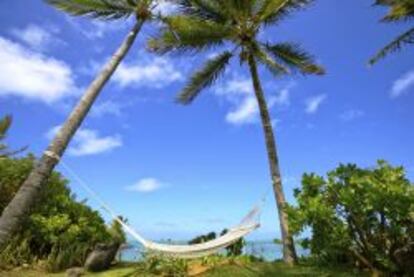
top-left (247, 55), bottom-right (297, 265)
top-left (0, 20), bottom-right (144, 249)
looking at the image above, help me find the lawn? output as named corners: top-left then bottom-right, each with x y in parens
top-left (0, 262), bottom-right (364, 277)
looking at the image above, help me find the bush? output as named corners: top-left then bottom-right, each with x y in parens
top-left (287, 160), bottom-right (414, 275)
top-left (0, 155), bottom-right (111, 271)
top-left (134, 254), bottom-right (188, 276)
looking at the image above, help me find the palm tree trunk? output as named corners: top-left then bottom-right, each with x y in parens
top-left (0, 20), bottom-right (144, 249)
top-left (247, 54), bottom-right (297, 265)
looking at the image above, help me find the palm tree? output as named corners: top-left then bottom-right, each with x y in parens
top-left (0, 0), bottom-right (158, 249)
top-left (369, 0), bottom-right (414, 65)
top-left (148, 0), bottom-right (324, 265)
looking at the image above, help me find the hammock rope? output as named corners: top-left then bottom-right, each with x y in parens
top-left (45, 150), bottom-right (266, 259)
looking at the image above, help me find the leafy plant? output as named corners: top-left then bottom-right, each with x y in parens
top-left (287, 160), bottom-right (414, 275)
top-left (134, 253), bottom-right (188, 276)
top-left (0, 155), bottom-right (111, 272)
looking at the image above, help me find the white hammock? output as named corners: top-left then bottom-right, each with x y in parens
top-left (51, 151), bottom-right (262, 259)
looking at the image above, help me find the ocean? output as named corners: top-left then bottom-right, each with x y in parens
top-left (119, 241), bottom-right (309, 262)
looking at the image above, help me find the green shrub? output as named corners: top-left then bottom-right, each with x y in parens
top-left (287, 160), bottom-right (414, 275)
top-left (134, 253), bottom-right (188, 276)
top-left (0, 156), bottom-right (111, 272)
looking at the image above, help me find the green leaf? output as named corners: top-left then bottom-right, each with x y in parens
top-left (148, 15), bottom-right (231, 54)
top-left (177, 51), bottom-right (233, 104)
top-left (369, 27), bottom-right (414, 65)
top-left (264, 42), bottom-right (325, 75)
top-left (45, 0), bottom-right (137, 20)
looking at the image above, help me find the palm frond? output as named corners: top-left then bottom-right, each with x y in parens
top-left (177, 0), bottom-right (228, 22)
top-left (45, 0), bottom-right (137, 20)
top-left (148, 15), bottom-right (231, 54)
top-left (255, 0), bottom-right (313, 25)
top-left (369, 27), bottom-right (414, 65)
top-left (177, 51), bottom-right (233, 104)
top-left (264, 42), bottom-right (325, 75)
top-left (375, 0), bottom-right (414, 22)
top-left (252, 43), bottom-right (290, 75)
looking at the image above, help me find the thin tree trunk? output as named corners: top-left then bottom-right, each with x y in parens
top-left (247, 54), bottom-right (297, 265)
top-left (0, 20), bottom-right (144, 249)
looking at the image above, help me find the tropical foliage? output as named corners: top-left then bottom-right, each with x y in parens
top-left (370, 0), bottom-right (414, 64)
top-left (287, 161), bottom-right (414, 275)
top-left (0, 155), bottom-right (111, 272)
top-left (149, 0), bottom-right (324, 264)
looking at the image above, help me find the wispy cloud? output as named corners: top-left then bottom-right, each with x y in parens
top-left (125, 178), bottom-right (168, 193)
top-left (340, 109), bottom-right (365, 122)
top-left (226, 96), bottom-right (258, 125)
top-left (0, 37), bottom-right (78, 103)
top-left (65, 16), bottom-right (128, 40)
top-left (153, 0), bottom-right (177, 16)
top-left (391, 70), bottom-right (414, 98)
top-left (215, 77), bottom-right (292, 125)
top-left (10, 24), bottom-right (63, 51)
top-left (91, 101), bottom-right (123, 118)
top-left (305, 94), bottom-right (326, 114)
top-left (46, 127), bottom-right (122, 156)
top-left (112, 57), bottom-right (182, 88)
top-left (272, 82), bottom-right (296, 107)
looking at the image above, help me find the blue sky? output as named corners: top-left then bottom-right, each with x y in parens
top-left (1, 0), bottom-right (413, 241)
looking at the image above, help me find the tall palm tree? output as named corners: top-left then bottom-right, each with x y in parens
top-left (369, 0), bottom-right (414, 65)
top-left (0, 0), bottom-right (158, 249)
top-left (148, 0), bottom-right (324, 265)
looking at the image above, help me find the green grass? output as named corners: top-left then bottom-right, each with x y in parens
top-left (0, 262), bottom-right (364, 277)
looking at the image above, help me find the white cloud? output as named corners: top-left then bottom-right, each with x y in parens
top-left (305, 94), bottom-right (326, 114)
top-left (46, 127), bottom-right (122, 156)
top-left (153, 0), bottom-right (177, 16)
top-left (125, 178), bottom-right (167, 193)
top-left (113, 57), bottom-right (182, 88)
top-left (226, 97), bottom-right (258, 125)
top-left (0, 37), bottom-right (77, 103)
top-left (340, 109), bottom-right (364, 121)
top-left (65, 17), bottom-right (128, 40)
top-left (91, 101), bottom-right (123, 117)
top-left (11, 24), bottom-right (61, 51)
top-left (272, 82), bottom-right (296, 107)
top-left (391, 70), bottom-right (414, 98)
top-left (216, 77), bottom-right (292, 125)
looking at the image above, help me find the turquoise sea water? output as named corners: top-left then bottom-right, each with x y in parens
top-left (119, 241), bottom-right (309, 262)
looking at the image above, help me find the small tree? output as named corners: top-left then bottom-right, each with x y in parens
top-left (287, 161), bottom-right (414, 275)
top-left (220, 229), bottom-right (245, 257)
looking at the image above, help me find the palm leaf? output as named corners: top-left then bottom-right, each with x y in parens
top-left (252, 43), bottom-right (290, 75)
top-left (177, 0), bottom-right (228, 22)
top-left (45, 0), bottom-right (137, 20)
top-left (255, 0), bottom-right (313, 25)
top-left (369, 27), bottom-right (414, 65)
top-left (376, 0), bottom-right (414, 22)
top-left (264, 42), bottom-right (325, 75)
top-left (148, 15), bottom-right (231, 54)
top-left (177, 51), bottom-right (233, 104)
